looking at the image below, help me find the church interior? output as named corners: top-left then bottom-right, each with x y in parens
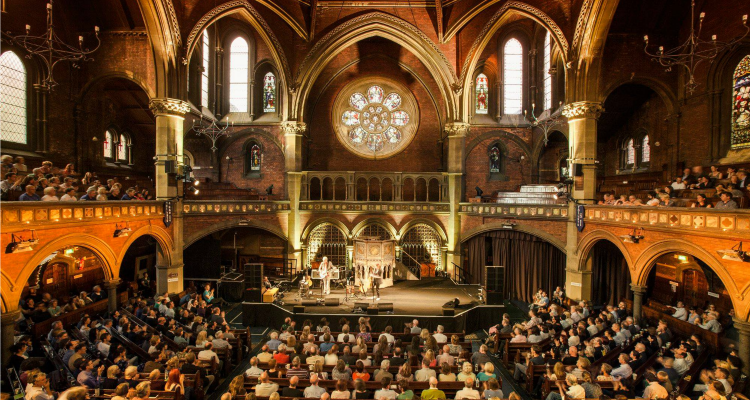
top-left (3, 0), bottom-right (750, 399)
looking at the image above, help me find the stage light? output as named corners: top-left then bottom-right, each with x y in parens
top-left (6, 231), bottom-right (39, 254)
top-left (717, 243), bottom-right (750, 262)
top-left (194, 180), bottom-right (200, 186)
top-left (114, 222), bottom-right (132, 238)
top-left (619, 228), bottom-right (644, 244)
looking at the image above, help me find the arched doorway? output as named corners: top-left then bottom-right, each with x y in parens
top-left (119, 235), bottom-right (159, 295)
top-left (588, 240), bottom-right (631, 306)
top-left (400, 224), bottom-right (442, 277)
top-left (305, 223), bottom-right (348, 269)
top-left (536, 130), bottom-right (568, 183)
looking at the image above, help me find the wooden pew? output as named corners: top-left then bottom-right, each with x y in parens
top-left (502, 338), bottom-right (551, 367)
top-left (245, 376), bottom-right (466, 396)
top-left (258, 362), bottom-right (461, 374)
top-left (88, 388), bottom-right (181, 400)
top-left (677, 350), bottom-right (711, 395)
top-left (186, 346), bottom-right (232, 376)
top-left (623, 299), bottom-right (722, 349)
top-left (30, 291), bottom-right (128, 337)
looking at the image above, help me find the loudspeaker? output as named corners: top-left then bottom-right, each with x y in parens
top-left (244, 263), bottom-right (263, 289)
top-left (244, 288), bottom-right (261, 302)
top-left (486, 291), bottom-right (504, 305)
top-left (442, 307), bottom-right (455, 316)
top-left (293, 305), bottom-right (305, 313)
top-left (325, 298), bottom-right (341, 306)
top-left (301, 299), bottom-right (317, 306)
top-left (354, 302), bottom-right (370, 310)
top-left (485, 266), bottom-right (505, 293)
top-left (378, 303), bottom-right (393, 312)
top-left (367, 306), bottom-right (379, 315)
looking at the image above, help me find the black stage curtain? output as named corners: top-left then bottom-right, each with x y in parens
top-left (591, 240), bottom-right (631, 306)
top-left (465, 230), bottom-right (566, 303)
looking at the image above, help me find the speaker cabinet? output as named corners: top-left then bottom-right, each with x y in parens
top-left (244, 263), bottom-right (263, 289)
top-left (367, 306), bottom-right (379, 315)
top-left (486, 291), bottom-right (504, 305)
top-left (442, 307), bottom-right (455, 316)
top-left (485, 266), bottom-right (505, 294)
top-left (378, 303), bottom-right (393, 312)
top-left (325, 298), bottom-right (341, 306)
top-left (293, 305), bottom-right (305, 313)
top-left (244, 289), bottom-right (262, 302)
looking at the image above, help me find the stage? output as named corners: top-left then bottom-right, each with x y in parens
top-left (242, 278), bottom-right (505, 332)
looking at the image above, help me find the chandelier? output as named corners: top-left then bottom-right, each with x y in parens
top-left (524, 101), bottom-right (566, 146)
top-left (192, 116), bottom-right (233, 152)
top-left (5, 0), bottom-right (100, 90)
top-left (643, 0), bottom-right (748, 94)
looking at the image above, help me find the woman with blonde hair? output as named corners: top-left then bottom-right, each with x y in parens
top-left (148, 369), bottom-right (165, 391)
top-left (547, 362), bottom-right (567, 381)
top-left (311, 360), bottom-right (328, 380)
top-left (195, 331), bottom-right (208, 347)
top-left (104, 365), bottom-right (121, 389)
top-left (228, 375), bottom-right (247, 398)
top-left (112, 383), bottom-right (130, 400)
top-left (353, 336), bottom-right (367, 354)
top-left (396, 363), bottom-right (413, 382)
top-left (286, 335), bottom-right (296, 349)
top-left (477, 362), bottom-right (496, 382)
top-left (134, 382), bottom-right (151, 400)
top-left (457, 362), bottom-right (475, 382)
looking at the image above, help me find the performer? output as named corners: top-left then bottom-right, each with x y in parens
top-left (320, 256), bottom-right (332, 295)
top-left (370, 264), bottom-right (383, 301)
top-left (299, 274), bottom-right (312, 298)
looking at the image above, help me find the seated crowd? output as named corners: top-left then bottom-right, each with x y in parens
top-left (598, 165), bottom-right (748, 209)
top-left (10, 278), bottom-right (245, 400)
top-left (0, 155), bottom-right (153, 202)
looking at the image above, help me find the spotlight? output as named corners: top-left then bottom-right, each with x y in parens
top-left (620, 228), bottom-right (645, 244)
top-left (194, 180), bottom-right (200, 186)
top-left (113, 223), bottom-right (132, 238)
top-left (717, 243), bottom-right (750, 262)
top-left (6, 231), bottom-right (39, 254)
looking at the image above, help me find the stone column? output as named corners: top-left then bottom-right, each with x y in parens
top-left (630, 284), bottom-right (648, 325)
top-left (733, 319), bottom-right (750, 375)
top-left (104, 279), bottom-right (121, 313)
top-left (565, 203), bottom-right (592, 301)
top-left (562, 102), bottom-right (604, 203)
top-left (214, 47), bottom-right (224, 114)
top-left (149, 98), bottom-right (189, 294)
top-left (1, 310), bottom-right (21, 367)
top-left (34, 84), bottom-right (49, 154)
top-left (444, 123), bottom-right (469, 274)
top-left (249, 79), bottom-right (256, 121)
top-left (283, 121), bottom-right (308, 271)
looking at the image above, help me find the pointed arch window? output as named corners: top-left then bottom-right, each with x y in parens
top-left (104, 130), bottom-right (114, 159)
top-left (475, 73), bottom-right (489, 114)
top-left (626, 138), bottom-right (635, 165)
top-left (229, 37), bottom-right (249, 113)
top-left (201, 31), bottom-right (210, 109)
top-left (118, 134), bottom-right (129, 162)
top-left (732, 55), bottom-right (750, 148)
top-left (263, 72), bottom-right (276, 112)
top-left (0, 51), bottom-right (27, 144)
top-left (503, 38), bottom-right (523, 115)
top-left (543, 31), bottom-right (553, 110)
top-left (642, 135), bottom-right (650, 163)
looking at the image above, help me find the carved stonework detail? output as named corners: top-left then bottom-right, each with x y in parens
top-left (562, 101), bottom-right (604, 120)
top-left (572, 0), bottom-right (595, 57)
top-left (281, 121), bottom-right (308, 135)
top-left (444, 122), bottom-right (470, 137)
top-left (149, 98), bottom-right (190, 116)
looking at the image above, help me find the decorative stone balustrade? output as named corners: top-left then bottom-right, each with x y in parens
top-left (459, 203), bottom-right (569, 219)
top-left (182, 200), bottom-right (290, 215)
top-left (299, 201), bottom-right (451, 214)
top-left (301, 171), bottom-right (448, 202)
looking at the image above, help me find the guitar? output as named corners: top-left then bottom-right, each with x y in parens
top-left (319, 262), bottom-right (328, 279)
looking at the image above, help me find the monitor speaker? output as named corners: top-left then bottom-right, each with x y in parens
top-left (244, 288), bottom-right (261, 302)
top-left (354, 302), bottom-right (370, 310)
top-left (378, 303), bottom-right (393, 312)
top-left (301, 299), bottom-right (317, 306)
top-left (485, 266), bottom-right (505, 293)
top-left (486, 291), bottom-right (504, 305)
top-left (293, 305), bottom-right (305, 313)
top-left (442, 307), bottom-right (455, 316)
top-left (367, 306), bottom-right (379, 315)
top-left (244, 263), bottom-right (263, 289)
top-left (325, 298), bottom-right (341, 306)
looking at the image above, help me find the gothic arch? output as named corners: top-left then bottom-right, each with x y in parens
top-left (218, 127), bottom-right (284, 154)
top-left (599, 77), bottom-right (678, 115)
top-left (300, 218), bottom-right (352, 242)
top-left (117, 224), bottom-right (175, 268)
top-left (459, 2), bottom-right (569, 122)
top-left (351, 219), bottom-right (398, 239)
top-left (460, 222), bottom-right (566, 253)
top-left (576, 230), bottom-right (634, 274)
top-left (77, 71), bottom-right (156, 103)
top-left (185, 0), bottom-right (291, 114)
top-left (464, 130), bottom-right (532, 160)
top-left (184, 219), bottom-right (288, 248)
top-left (292, 12), bottom-right (459, 122)
top-left (633, 239), bottom-right (743, 313)
top-left (398, 219), bottom-right (448, 243)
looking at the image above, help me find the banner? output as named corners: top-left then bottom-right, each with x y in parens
top-left (163, 200), bottom-right (173, 227)
top-left (576, 205), bottom-right (585, 232)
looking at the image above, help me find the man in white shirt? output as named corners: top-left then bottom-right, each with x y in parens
top-left (672, 177), bottom-right (686, 190)
top-left (26, 373), bottom-right (54, 400)
top-left (433, 325), bottom-right (448, 344)
top-left (642, 373), bottom-right (669, 400)
top-left (510, 328), bottom-right (527, 343)
top-left (436, 345), bottom-right (455, 366)
top-left (552, 375), bottom-right (585, 400)
top-left (700, 313), bottom-right (722, 333)
top-left (410, 319), bottom-right (421, 334)
top-left (254, 372), bottom-right (279, 397)
top-left (415, 360), bottom-right (437, 381)
top-left (454, 377), bottom-right (480, 400)
top-left (244, 357), bottom-right (264, 377)
top-left (379, 326), bottom-right (395, 344)
top-left (338, 325), bottom-right (356, 343)
top-left (374, 377), bottom-right (398, 400)
top-left (198, 343), bottom-right (219, 365)
top-left (611, 354), bottom-right (633, 379)
top-left (213, 331), bottom-right (232, 350)
top-left (671, 302), bottom-right (687, 321)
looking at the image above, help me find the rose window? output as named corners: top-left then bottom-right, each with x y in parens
top-left (333, 79), bottom-right (418, 160)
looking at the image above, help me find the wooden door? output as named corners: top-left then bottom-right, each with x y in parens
top-left (682, 269), bottom-right (708, 309)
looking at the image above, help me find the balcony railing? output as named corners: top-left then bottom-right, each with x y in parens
top-left (460, 203), bottom-right (569, 219)
top-left (182, 200), bottom-right (290, 215)
top-left (584, 205), bottom-right (750, 237)
top-left (301, 171), bottom-right (448, 202)
top-left (1, 200), bottom-right (164, 231)
top-left (299, 201), bottom-right (451, 213)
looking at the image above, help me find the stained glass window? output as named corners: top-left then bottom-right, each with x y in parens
top-left (0, 51), bottom-right (27, 144)
top-left (642, 135), bottom-right (650, 163)
top-left (400, 224), bottom-right (442, 272)
top-left (104, 130), bottom-right (114, 159)
top-left (489, 144), bottom-right (501, 173)
top-left (229, 37), bottom-right (248, 113)
top-left (342, 87), bottom-right (409, 153)
top-left (626, 138), bottom-right (635, 165)
top-left (503, 38), bottom-right (523, 115)
top-left (201, 32), bottom-right (210, 109)
top-left (118, 134), bottom-right (128, 161)
top-left (732, 55), bottom-right (750, 148)
top-left (543, 31), bottom-right (552, 110)
top-left (475, 73), bottom-right (489, 114)
top-left (249, 143), bottom-right (261, 171)
top-left (263, 72), bottom-right (276, 113)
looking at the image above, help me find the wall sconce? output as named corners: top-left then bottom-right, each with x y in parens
top-left (620, 227), bottom-right (644, 244)
top-left (6, 230), bottom-right (39, 253)
top-left (114, 222), bottom-right (132, 238)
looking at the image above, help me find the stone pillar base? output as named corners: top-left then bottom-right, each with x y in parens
top-left (1, 310), bottom-right (21, 366)
top-left (565, 269), bottom-right (592, 302)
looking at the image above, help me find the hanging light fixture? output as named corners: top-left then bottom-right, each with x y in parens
top-left (192, 116), bottom-right (233, 152)
top-left (523, 101), bottom-right (566, 146)
top-left (643, 0), bottom-right (748, 94)
top-left (6, 0), bottom-right (101, 90)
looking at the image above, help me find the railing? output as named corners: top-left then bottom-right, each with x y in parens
top-left (182, 200), bottom-right (291, 215)
top-left (583, 205), bottom-right (750, 237)
top-left (299, 200), bottom-right (451, 213)
top-left (301, 171), bottom-right (448, 202)
top-left (1, 200), bottom-right (164, 231)
top-left (450, 262), bottom-right (471, 285)
top-left (459, 203), bottom-right (569, 219)
top-left (399, 249), bottom-right (422, 279)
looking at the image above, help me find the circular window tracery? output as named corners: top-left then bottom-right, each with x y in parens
top-left (332, 78), bottom-right (419, 159)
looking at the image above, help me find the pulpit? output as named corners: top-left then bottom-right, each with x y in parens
top-left (353, 238), bottom-right (396, 289)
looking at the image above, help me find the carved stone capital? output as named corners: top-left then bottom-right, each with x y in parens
top-left (562, 101), bottom-right (604, 120)
top-left (444, 122), bottom-right (470, 137)
top-left (630, 284), bottom-right (648, 294)
top-left (733, 318), bottom-right (750, 334)
top-left (282, 121), bottom-right (308, 135)
top-left (1, 309), bottom-right (21, 324)
top-left (149, 98), bottom-right (190, 117)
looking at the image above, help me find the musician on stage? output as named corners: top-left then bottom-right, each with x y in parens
top-left (320, 256), bottom-right (332, 295)
top-left (370, 263), bottom-right (383, 301)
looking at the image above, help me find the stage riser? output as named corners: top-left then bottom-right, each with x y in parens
top-left (242, 302), bottom-right (505, 333)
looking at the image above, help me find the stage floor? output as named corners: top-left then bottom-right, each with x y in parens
top-left (276, 278), bottom-right (482, 316)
